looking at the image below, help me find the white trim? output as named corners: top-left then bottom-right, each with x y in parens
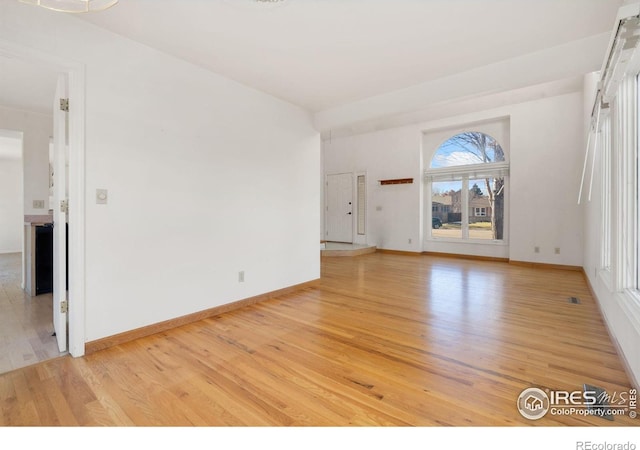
top-left (429, 237), bottom-right (508, 246)
top-left (67, 64), bottom-right (86, 357)
top-left (620, 289), bottom-right (640, 337)
top-left (601, 113), bottom-right (612, 270)
top-left (424, 176), bottom-right (433, 243)
top-left (427, 174), bottom-right (509, 243)
top-left (424, 161), bottom-right (510, 181)
top-left (600, 3), bottom-right (640, 103)
top-left (611, 75), bottom-right (637, 292)
top-left (599, 268), bottom-right (613, 294)
top-left (355, 172), bottom-right (367, 239)
top-left (0, 39), bottom-right (86, 357)
top-left (461, 178), bottom-right (469, 240)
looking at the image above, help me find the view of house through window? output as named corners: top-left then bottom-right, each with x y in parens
top-left (432, 180), bottom-right (462, 239)
top-left (427, 131), bottom-right (507, 241)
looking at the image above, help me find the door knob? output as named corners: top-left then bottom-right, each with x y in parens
top-left (348, 212), bottom-right (352, 215)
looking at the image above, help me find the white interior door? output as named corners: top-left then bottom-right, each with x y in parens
top-left (326, 173), bottom-right (353, 243)
top-left (52, 74), bottom-right (68, 353)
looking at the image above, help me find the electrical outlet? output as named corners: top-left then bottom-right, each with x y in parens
top-left (238, 271), bottom-right (245, 283)
top-left (408, 238), bottom-right (412, 244)
top-left (534, 246), bottom-right (540, 253)
top-left (555, 247), bottom-right (560, 254)
top-left (33, 200), bottom-right (45, 209)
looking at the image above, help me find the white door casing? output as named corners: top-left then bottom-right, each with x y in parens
top-left (52, 74), bottom-right (68, 353)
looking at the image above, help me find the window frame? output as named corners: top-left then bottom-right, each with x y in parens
top-left (425, 161), bottom-right (509, 244)
top-left (612, 75), bottom-right (639, 295)
top-left (600, 112), bottom-right (612, 274)
top-left (474, 207), bottom-right (487, 217)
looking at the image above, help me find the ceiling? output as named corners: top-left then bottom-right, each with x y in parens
top-left (0, 53), bottom-right (58, 115)
top-left (77, 0), bottom-right (624, 112)
top-left (0, 0), bottom-right (625, 122)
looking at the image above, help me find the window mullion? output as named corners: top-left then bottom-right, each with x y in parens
top-left (462, 177), bottom-right (469, 240)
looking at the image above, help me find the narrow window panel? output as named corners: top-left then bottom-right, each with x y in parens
top-left (601, 113), bottom-right (612, 271)
top-left (357, 175), bottom-right (366, 235)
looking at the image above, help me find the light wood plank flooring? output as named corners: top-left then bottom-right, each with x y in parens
top-left (0, 253), bottom-right (637, 426)
top-left (0, 253), bottom-right (63, 374)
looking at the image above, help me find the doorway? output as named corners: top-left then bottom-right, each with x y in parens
top-left (0, 38), bottom-right (86, 366)
top-left (0, 130), bottom-right (62, 373)
top-left (325, 172), bottom-right (354, 243)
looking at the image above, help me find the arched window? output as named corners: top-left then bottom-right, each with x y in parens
top-left (426, 131), bottom-right (508, 241)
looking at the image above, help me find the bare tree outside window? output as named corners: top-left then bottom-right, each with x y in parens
top-left (445, 132), bottom-right (504, 240)
top-left (429, 132), bottom-right (506, 240)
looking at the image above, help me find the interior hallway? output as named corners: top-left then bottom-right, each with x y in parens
top-left (0, 253), bottom-right (63, 374)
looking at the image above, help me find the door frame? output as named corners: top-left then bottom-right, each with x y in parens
top-left (52, 73), bottom-right (67, 353)
top-left (0, 39), bottom-right (87, 357)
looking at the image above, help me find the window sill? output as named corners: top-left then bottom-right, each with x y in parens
top-left (427, 237), bottom-right (508, 246)
top-left (598, 269), bottom-right (613, 293)
top-left (624, 288), bottom-right (640, 306)
top-left (619, 289), bottom-right (640, 336)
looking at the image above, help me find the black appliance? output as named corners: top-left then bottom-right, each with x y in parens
top-left (34, 223), bottom-right (68, 295)
top-left (34, 224), bottom-right (53, 295)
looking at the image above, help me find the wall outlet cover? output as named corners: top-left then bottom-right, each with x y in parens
top-left (96, 189), bottom-right (108, 204)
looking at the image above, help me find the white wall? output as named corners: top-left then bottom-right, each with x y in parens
top-left (0, 107), bottom-right (52, 215)
top-left (508, 93), bottom-right (584, 266)
top-left (0, 153), bottom-right (23, 254)
top-left (323, 129), bottom-right (422, 251)
top-left (1, 2), bottom-right (320, 342)
top-left (323, 90), bottom-right (585, 266)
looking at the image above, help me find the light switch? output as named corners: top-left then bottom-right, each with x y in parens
top-left (96, 189), bottom-right (108, 205)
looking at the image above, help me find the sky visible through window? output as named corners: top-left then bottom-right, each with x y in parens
top-left (430, 132), bottom-right (504, 193)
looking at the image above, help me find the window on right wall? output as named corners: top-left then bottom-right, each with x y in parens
top-left (426, 131), bottom-right (509, 242)
top-left (600, 113), bottom-right (612, 273)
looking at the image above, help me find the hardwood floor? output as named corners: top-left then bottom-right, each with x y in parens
top-left (0, 253), bottom-right (637, 426)
top-left (0, 253), bottom-right (64, 374)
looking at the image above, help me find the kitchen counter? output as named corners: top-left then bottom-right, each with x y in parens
top-left (24, 214), bottom-right (53, 225)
